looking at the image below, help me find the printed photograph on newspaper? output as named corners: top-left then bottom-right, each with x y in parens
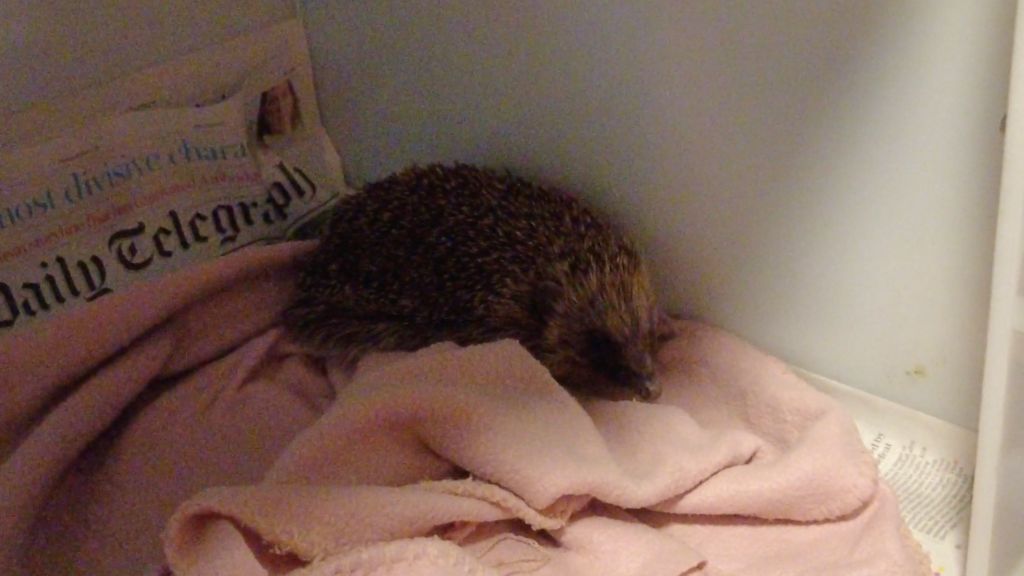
top-left (240, 58), bottom-right (348, 240)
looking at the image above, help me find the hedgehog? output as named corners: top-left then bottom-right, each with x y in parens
top-left (284, 163), bottom-right (664, 401)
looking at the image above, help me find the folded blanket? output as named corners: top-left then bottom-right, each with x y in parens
top-left (0, 244), bottom-right (931, 576)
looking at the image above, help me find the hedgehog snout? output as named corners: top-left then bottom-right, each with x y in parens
top-left (621, 358), bottom-right (660, 401)
top-left (632, 376), bottom-right (662, 402)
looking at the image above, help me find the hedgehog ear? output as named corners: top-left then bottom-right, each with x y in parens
top-left (530, 280), bottom-right (563, 324)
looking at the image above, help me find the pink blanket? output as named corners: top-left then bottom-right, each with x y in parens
top-left (0, 244), bottom-right (930, 576)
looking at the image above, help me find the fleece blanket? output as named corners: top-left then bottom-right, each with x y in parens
top-left (0, 243), bottom-right (931, 576)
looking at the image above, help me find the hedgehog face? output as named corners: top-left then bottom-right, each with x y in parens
top-left (580, 328), bottom-right (660, 400)
top-left (532, 268), bottom-right (662, 401)
top-left (538, 320), bottom-right (660, 401)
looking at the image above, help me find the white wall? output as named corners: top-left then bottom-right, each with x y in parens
top-left (300, 1), bottom-right (1015, 430)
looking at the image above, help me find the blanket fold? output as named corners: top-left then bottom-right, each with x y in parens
top-left (0, 244), bottom-right (931, 576)
top-left (162, 332), bottom-right (929, 576)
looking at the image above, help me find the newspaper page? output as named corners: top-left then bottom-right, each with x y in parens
top-left (237, 51), bottom-right (348, 239)
top-left (0, 20), bottom-right (318, 151)
top-left (0, 17), bottom-right (351, 226)
top-left (795, 368), bottom-right (977, 576)
top-left (0, 18), bottom-right (350, 335)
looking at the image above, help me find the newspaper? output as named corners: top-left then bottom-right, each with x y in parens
top-left (795, 368), bottom-right (978, 576)
top-left (0, 20), bottom-right (322, 150)
top-left (0, 19), bottom-right (350, 334)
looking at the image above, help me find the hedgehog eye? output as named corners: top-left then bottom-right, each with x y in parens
top-left (584, 330), bottom-right (621, 373)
